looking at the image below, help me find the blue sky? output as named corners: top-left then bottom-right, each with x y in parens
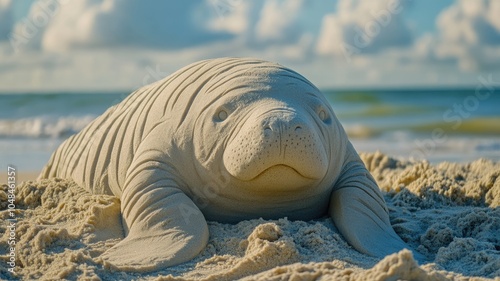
top-left (0, 0), bottom-right (499, 92)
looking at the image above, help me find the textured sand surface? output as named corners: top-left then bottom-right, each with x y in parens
top-left (1, 152), bottom-right (499, 280)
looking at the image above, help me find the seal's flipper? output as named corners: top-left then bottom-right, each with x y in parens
top-left (329, 160), bottom-right (422, 260)
top-left (101, 185), bottom-right (209, 272)
top-left (329, 187), bottom-right (409, 257)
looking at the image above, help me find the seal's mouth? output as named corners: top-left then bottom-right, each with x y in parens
top-left (247, 164), bottom-right (314, 181)
top-left (233, 164), bottom-right (319, 191)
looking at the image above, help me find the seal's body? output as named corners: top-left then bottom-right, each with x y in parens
top-left (40, 58), bottom-right (419, 271)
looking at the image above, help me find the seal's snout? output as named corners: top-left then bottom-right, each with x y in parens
top-left (262, 112), bottom-right (303, 131)
top-left (263, 120), bottom-right (303, 136)
top-left (260, 111), bottom-right (312, 153)
top-left (223, 108), bottom-right (329, 188)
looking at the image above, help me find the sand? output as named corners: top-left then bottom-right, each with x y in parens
top-left (0, 152), bottom-right (499, 280)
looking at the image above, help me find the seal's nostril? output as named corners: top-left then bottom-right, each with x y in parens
top-left (264, 127), bottom-right (272, 136)
top-left (295, 126), bottom-right (302, 133)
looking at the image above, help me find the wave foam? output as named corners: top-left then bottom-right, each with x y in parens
top-left (0, 115), bottom-right (96, 138)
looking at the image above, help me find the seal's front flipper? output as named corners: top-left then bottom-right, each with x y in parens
top-left (101, 186), bottom-right (209, 272)
top-left (329, 187), bottom-right (409, 257)
top-left (329, 161), bottom-right (424, 261)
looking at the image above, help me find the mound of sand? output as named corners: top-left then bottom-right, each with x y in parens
top-left (1, 152), bottom-right (499, 280)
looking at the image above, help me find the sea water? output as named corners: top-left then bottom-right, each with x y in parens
top-left (1, 89), bottom-right (499, 175)
top-left (325, 89), bottom-right (500, 163)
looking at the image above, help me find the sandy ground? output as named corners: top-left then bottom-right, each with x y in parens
top-left (0, 152), bottom-right (499, 280)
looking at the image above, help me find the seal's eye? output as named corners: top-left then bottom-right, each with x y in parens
top-left (318, 110), bottom-right (327, 121)
top-left (216, 109), bottom-right (228, 122)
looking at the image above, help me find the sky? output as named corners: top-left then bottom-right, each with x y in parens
top-left (0, 0), bottom-right (500, 92)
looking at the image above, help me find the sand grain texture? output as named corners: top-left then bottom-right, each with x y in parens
top-left (1, 152), bottom-right (499, 280)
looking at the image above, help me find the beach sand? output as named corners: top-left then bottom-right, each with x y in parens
top-left (1, 152), bottom-right (499, 280)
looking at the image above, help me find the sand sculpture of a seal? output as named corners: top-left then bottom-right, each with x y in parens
top-left (40, 58), bottom-right (419, 271)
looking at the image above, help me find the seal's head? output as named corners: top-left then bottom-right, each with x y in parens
top-left (178, 58), bottom-right (348, 222)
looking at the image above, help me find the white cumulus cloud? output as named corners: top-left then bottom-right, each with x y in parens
top-left (254, 0), bottom-right (304, 44)
top-left (316, 0), bottom-right (413, 58)
top-left (7, 0), bottom-right (323, 62)
top-left (204, 0), bottom-right (256, 35)
top-left (421, 0), bottom-right (500, 71)
top-left (205, 0), bottom-right (307, 47)
top-left (11, 0), bottom-right (232, 52)
top-left (3, 0), bottom-right (500, 91)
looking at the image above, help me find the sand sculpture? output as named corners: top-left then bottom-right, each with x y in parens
top-left (40, 58), bottom-right (420, 271)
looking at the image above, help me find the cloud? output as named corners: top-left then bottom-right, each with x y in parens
top-left (316, 0), bottom-right (413, 58)
top-left (254, 0), bottom-right (305, 44)
top-left (1, 0), bottom-right (323, 92)
top-left (421, 0), bottom-right (500, 71)
top-left (0, 47), bottom-right (217, 92)
top-left (4, 0), bottom-right (500, 92)
top-left (7, 0), bottom-right (319, 62)
top-left (11, 0), bottom-right (232, 52)
top-left (204, 0), bottom-right (256, 35)
top-left (0, 0), bottom-right (13, 41)
top-left (438, 0), bottom-right (500, 46)
top-left (9, 0), bottom-right (52, 51)
top-left (205, 0), bottom-right (307, 47)
top-left (13, 0), bottom-right (309, 54)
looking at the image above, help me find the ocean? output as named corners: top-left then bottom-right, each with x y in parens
top-left (1, 89), bottom-right (499, 176)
